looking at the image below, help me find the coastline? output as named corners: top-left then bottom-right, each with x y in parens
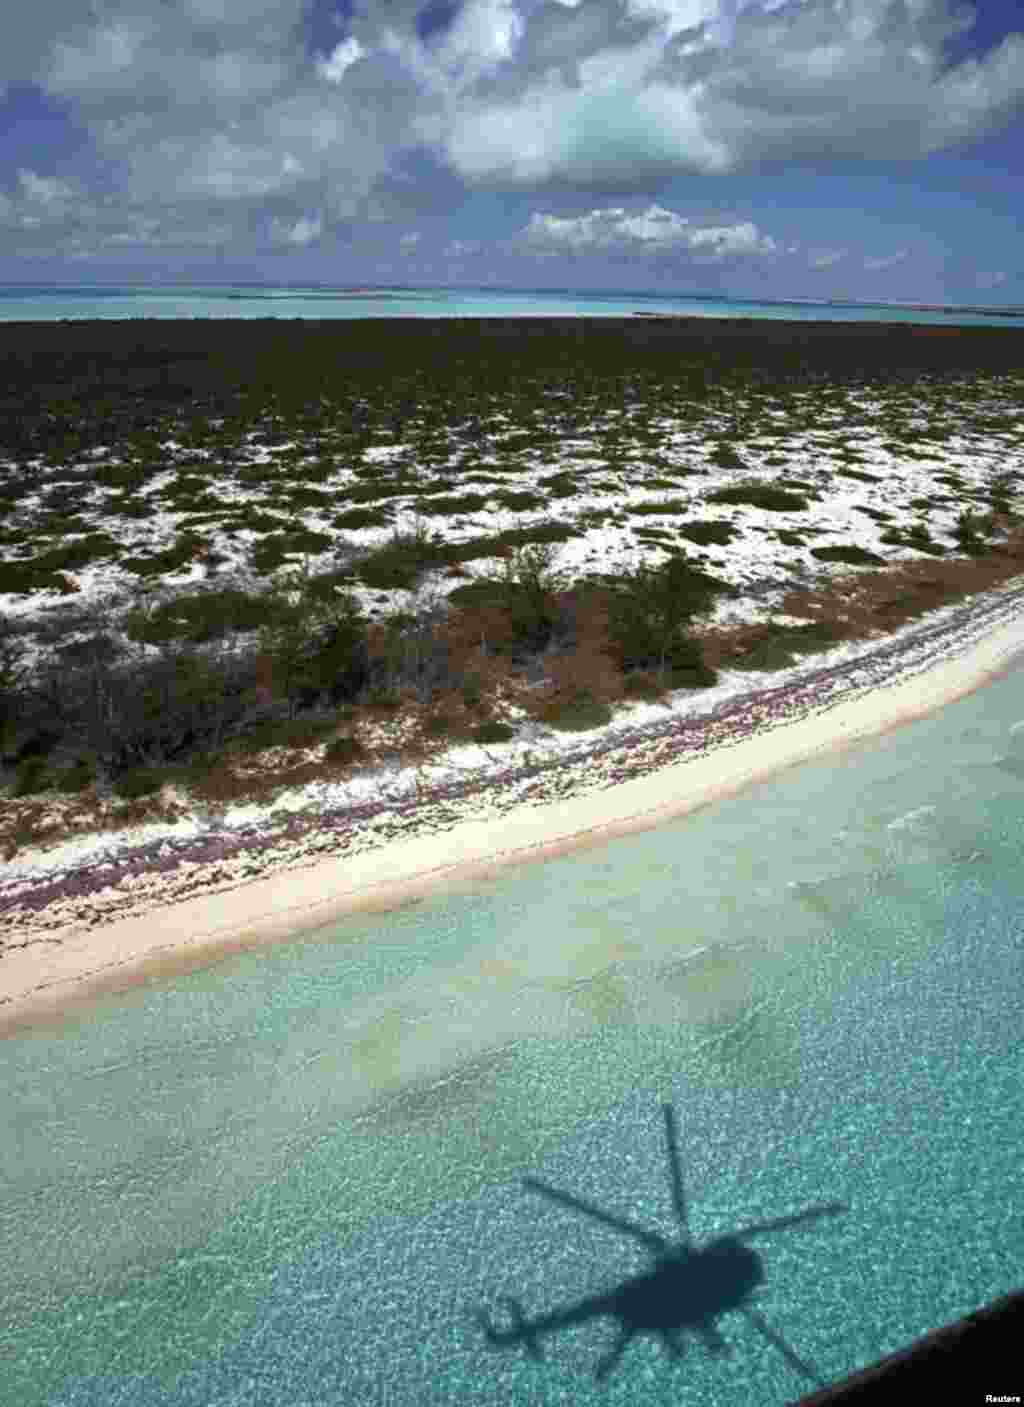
top-left (2, 581), bottom-right (1023, 1038)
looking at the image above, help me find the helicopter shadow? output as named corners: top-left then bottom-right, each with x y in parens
top-left (476, 1101), bottom-right (847, 1386)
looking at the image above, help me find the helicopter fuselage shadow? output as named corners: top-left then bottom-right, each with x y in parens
top-left (479, 1236), bottom-right (764, 1380)
top-left (477, 1102), bottom-right (847, 1385)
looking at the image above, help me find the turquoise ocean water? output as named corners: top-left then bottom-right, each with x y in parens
top-left (1, 281), bottom-right (1023, 326)
top-left (3, 644), bottom-right (1023, 1404)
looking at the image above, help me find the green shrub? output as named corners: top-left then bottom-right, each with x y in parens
top-left (334, 507), bottom-right (392, 530)
top-left (324, 735), bottom-right (366, 764)
top-left (730, 638), bottom-right (799, 673)
top-left (447, 581), bottom-right (510, 610)
top-left (783, 621), bottom-right (845, 653)
top-left (879, 526), bottom-right (946, 556)
top-left (810, 544), bottom-right (885, 566)
top-left (952, 510), bottom-right (991, 556)
top-left (836, 467), bottom-right (881, 483)
top-left (605, 554), bottom-right (732, 674)
top-left (492, 490), bottom-right (546, 511)
top-left (731, 621), bottom-right (843, 673)
top-left (424, 715), bottom-right (455, 738)
top-left (111, 768), bottom-right (163, 800)
top-left (123, 587), bottom-right (269, 646)
top-left (365, 684), bottom-right (401, 710)
top-left (628, 499), bottom-right (689, 516)
top-left (11, 756), bottom-right (50, 797)
top-left (30, 535), bottom-right (123, 573)
top-left (0, 561), bottom-right (72, 595)
top-left (122, 535), bottom-right (208, 578)
top-left (707, 445), bottom-right (746, 470)
top-left (539, 686), bottom-right (613, 732)
top-left (678, 521), bottom-right (737, 546)
top-left (249, 528), bottom-right (333, 574)
top-left (622, 671), bottom-right (666, 700)
top-left (358, 521), bottom-right (448, 590)
top-left (665, 636), bottom-right (718, 689)
top-left (286, 487), bottom-right (333, 510)
top-left (54, 759), bottom-right (95, 793)
top-left (461, 672), bottom-right (483, 708)
top-left (236, 717), bottom-right (338, 753)
top-left (472, 721), bottom-right (516, 744)
top-left (707, 484), bottom-right (808, 512)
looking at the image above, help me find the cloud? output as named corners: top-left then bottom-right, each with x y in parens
top-left (0, 0), bottom-right (1020, 267)
top-left (0, 162), bottom-right (236, 258)
top-left (444, 237), bottom-right (483, 256)
top-left (412, 0), bottom-right (1024, 188)
top-left (268, 211), bottom-right (323, 247)
top-left (808, 248), bottom-right (848, 269)
top-left (975, 269), bottom-right (1007, 289)
top-left (507, 201), bottom-right (778, 262)
top-left (16, 168), bottom-right (75, 210)
top-left (316, 37), bottom-right (365, 85)
top-left (863, 249), bottom-right (910, 271)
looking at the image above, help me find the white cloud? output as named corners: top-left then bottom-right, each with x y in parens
top-left (17, 169), bottom-right (75, 208)
top-left (0, 0), bottom-right (1020, 268)
top-left (510, 202), bottom-right (777, 261)
top-left (809, 248), bottom-right (848, 269)
top-left (441, 0), bottom-right (525, 76)
top-left (444, 238), bottom-right (483, 257)
top-left (316, 37), bottom-right (365, 85)
top-left (415, 0), bottom-right (1024, 187)
top-left (268, 212), bottom-right (322, 247)
top-left (975, 270), bottom-right (1008, 289)
top-left (863, 249), bottom-right (910, 271)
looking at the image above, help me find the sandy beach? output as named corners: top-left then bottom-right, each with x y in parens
top-left (3, 582), bottom-right (1022, 1038)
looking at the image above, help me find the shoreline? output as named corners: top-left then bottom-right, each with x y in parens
top-left (2, 582), bottom-right (1023, 1038)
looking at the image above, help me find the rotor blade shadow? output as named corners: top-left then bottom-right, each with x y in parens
top-left (733, 1202), bottom-right (849, 1240)
top-left (742, 1306), bottom-right (824, 1386)
top-left (662, 1102), bottom-right (691, 1244)
top-left (522, 1176), bottom-right (670, 1255)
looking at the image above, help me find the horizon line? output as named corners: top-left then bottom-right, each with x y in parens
top-left (0, 280), bottom-right (1022, 315)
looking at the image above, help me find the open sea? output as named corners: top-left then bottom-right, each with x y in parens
top-left (2, 637), bottom-right (1023, 1404)
top-left (1, 281), bottom-right (1023, 327)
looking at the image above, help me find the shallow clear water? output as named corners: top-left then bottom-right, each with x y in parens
top-left (1, 282), bottom-right (1021, 326)
top-left (3, 658), bottom-right (1023, 1405)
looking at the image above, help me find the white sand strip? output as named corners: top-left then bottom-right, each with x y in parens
top-left (2, 606), bottom-right (1023, 1036)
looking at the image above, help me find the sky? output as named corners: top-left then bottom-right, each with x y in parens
top-left (0, 0), bottom-right (1021, 303)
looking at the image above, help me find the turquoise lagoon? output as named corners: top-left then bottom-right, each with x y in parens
top-left (2, 281), bottom-right (1023, 327)
top-left (3, 655), bottom-right (1023, 1405)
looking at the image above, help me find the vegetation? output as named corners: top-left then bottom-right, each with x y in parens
top-left (678, 520), bottom-right (739, 547)
top-left (707, 483), bottom-right (810, 512)
top-left (0, 316), bottom-right (1022, 854)
top-left (810, 544), bottom-right (886, 566)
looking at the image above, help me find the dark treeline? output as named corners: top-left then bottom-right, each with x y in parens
top-left (2, 316), bottom-right (1021, 460)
